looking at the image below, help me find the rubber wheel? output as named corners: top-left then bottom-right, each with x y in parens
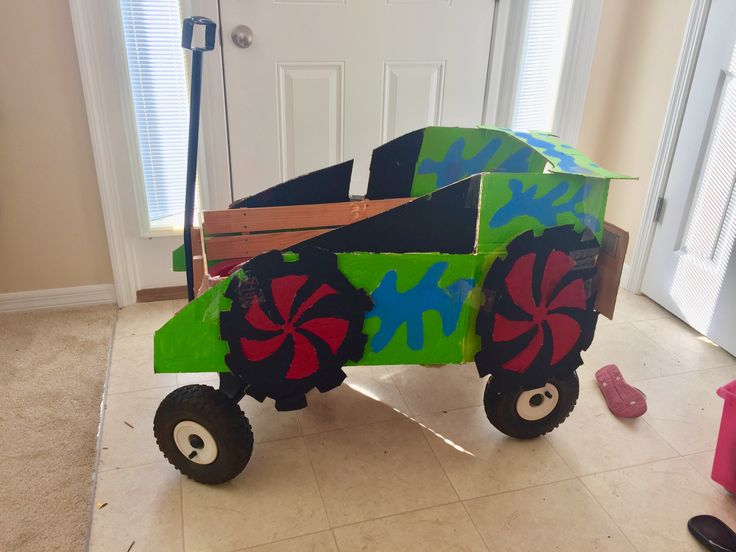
top-left (483, 373), bottom-right (579, 439)
top-left (220, 247), bottom-right (371, 411)
top-left (154, 385), bottom-right (254, 484)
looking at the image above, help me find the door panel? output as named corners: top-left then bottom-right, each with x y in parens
top-left (642, 0), bottom-right (736, 355)
top-left (381, 61), bottom-right (445, 142)
top-left (277, 62), bottom-right (344, 179)
top-left (219, 0), bottom-right (495, 198)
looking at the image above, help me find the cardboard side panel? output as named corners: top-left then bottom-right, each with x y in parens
top-left (477, 173), bottom-right (609, 254)
top-left (155, 250), bottom-right (485, 375)
top-left (365, 128), bottom-right (425, 199)
top-left (154, 278), bottom-right (232, 374)
top-left (230, 159), bottom-right (353, 208)
top-left (337, 253), bottom-right (479, 365)
top-left (595, 222), bottom-right (629, 319)
top-left (410, 127), bottom-right (547, 196)
top-left (292, 175), bottom-right (481, 254)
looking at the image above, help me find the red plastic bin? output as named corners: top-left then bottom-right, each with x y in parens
top-left (712, 380), bottom-right (736, 494)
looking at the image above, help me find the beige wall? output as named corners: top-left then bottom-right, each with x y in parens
top-left (578, 0), bottom-right (693, 260)
top-left (0, 0), bottom-right (112, 293)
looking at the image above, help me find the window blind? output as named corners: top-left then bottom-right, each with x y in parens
top-left (512, 0), bottom-right (573, 132)
top-left (119, 0), bottom-right (193, 228)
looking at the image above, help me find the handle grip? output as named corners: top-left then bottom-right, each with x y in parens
top-left (182, 16), bottom-right (216, 51)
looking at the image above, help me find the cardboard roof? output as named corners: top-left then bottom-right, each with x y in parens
top-left (479, 126), bottom-right (636, 180)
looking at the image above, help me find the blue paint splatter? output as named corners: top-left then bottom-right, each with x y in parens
top-left (512, 131), bottom-right (593, 175)
top-left (496, 147), bottom-right (532, 172)
top-left (418, 137), bottom-right (502, 189)
top-left (367, 262), bottom-right (474, 352)
top-left (489, 179), bottom-right (600, 232)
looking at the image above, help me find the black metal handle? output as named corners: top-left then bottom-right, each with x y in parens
top-left (182, 16), bottom-right (216, 52)
top-left (182, 16), bottom-right (216, 302)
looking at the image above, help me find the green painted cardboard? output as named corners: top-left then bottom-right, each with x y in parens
top-left (410, 127), bottom-right (548, 196)
top-left (154, 278), bottom-right (231, 373)
top-left (172, 243), bottom-right (186, 272)
top-left (155, 252), bottom-right (484, 373)
top-left (480, 126), bottom-right (636, 180)
top-left (337, 253), bottom-right (480, 366)
top-left (477, 173), bottom-right (609, 254)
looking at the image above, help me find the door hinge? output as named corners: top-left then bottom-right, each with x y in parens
top-left (653, 197), bottom-right (665, 223)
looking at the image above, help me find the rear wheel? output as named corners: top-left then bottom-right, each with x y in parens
top-left (154, 385), bottom-right (253, 484)
top-left (483, 373), bottom-right (579, 439)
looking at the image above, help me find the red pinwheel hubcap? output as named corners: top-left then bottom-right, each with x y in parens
top-left (492, 250), bottom-right (587, 374)
top-left (240, 275), bottom-right (349, 380)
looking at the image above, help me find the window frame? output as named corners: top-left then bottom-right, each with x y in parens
top-left (484, 0), bottom-right (603, 144)
top-left (117, 0), bottom-right (229, 239)
top-left (117, 0), bottom-right (199, 237)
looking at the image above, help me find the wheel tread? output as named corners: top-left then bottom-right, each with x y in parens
top-left (154, 384), bottom-right (254, 484)
top-left (483, 374), bottom-right (579, 439)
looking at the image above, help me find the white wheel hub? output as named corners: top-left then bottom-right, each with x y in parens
top-left (516, 384), bottom-right (559, 421)
top-left (173, 421), bottom-right (218, 465)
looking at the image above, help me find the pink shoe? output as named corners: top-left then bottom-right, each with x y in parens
top-left (595, 364), bottom-right (647, 418)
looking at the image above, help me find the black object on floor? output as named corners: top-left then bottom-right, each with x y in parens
top-left (688, 515), bottom-right (736, 551)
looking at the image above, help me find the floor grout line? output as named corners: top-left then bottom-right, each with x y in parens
top-left (564, 454), bottom-right (686, 480)
top-left (414, 401), bottom-right (463, 503)
top-left (329, 528), bottom-right (341, 552)
top-left (107, 382), bottom-right (177, 396)
top-left (458, 498), bottom-right (491, 552)
top-left (298, 428), bottom-right (334, 531)
top-left (630, 362), bottom-right (736, 386)
top-left (327, 498), bottom-right (462, 532)
top-left (226, 527), bottom-right (337, 552)
top-left (179, 473), bottom-right (186, 552)
top-left (294, 400), bottom-right (482, 440)
top-left (84, 304), bottom-right (118, 552)
top-left (383, 365), bottom-right (417, 418)
top-left (578, 475), bottom-right (642, 552)
top-left (384, 362), bottom-right (490, 550)
top-left (538, 422), bottom-right (641, 551)
top-left (97, 457), bottom-right (170, 475)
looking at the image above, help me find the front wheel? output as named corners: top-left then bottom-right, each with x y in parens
top-left (483, 373), bottom-right (579, 439)
top-left (154, 384), bottom-right (254, 484)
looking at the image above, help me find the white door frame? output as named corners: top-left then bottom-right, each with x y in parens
top-left (70, 0), bottom-right (600, 306)
top-left (69, 0), bottom-right (229, 306)
top-left (70, 0), bottom-right (140, 307)
top-left (627, 0), bottom-right (712, 293)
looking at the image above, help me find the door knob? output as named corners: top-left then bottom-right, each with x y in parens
top-left (231, 25), bottom-right (254, 48)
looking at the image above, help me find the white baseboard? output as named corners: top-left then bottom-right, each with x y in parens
top-left (0, 284), bottom-right (116, 313)
top-left (620, 263), bottom-right (633, 291)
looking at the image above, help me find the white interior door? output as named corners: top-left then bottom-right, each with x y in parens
top-left (218, 0), bottom-right (495, 199)
top-left (641, 0), bottom-right (736, 356)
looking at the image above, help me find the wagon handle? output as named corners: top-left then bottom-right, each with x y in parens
top-left (182, 16), bottom-right (216, 302)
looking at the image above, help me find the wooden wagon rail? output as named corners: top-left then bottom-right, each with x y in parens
top-left (191, 197), bottom-right (413, 294)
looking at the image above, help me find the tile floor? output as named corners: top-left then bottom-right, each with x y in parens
top-left (89, 291), bottom-right (736, 551)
